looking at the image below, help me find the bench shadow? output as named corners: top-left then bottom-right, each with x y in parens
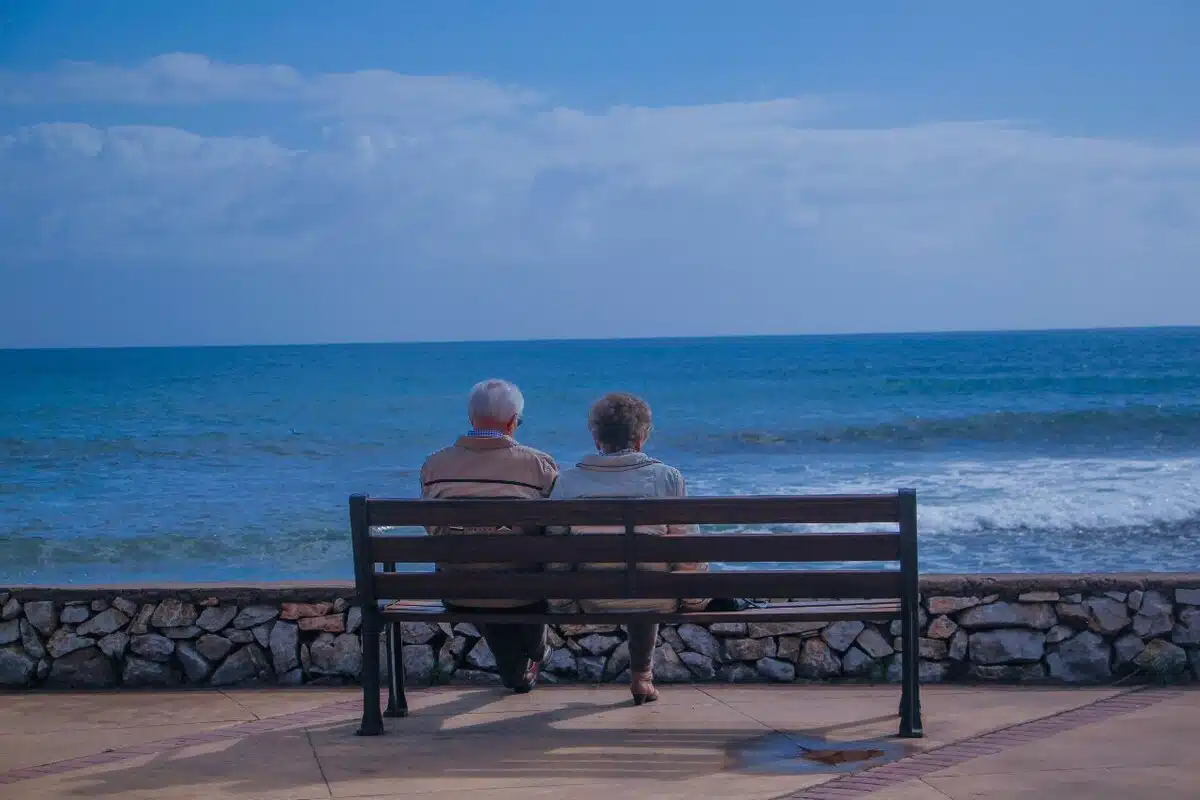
top-left (55, 688), bottom-right (907, 797)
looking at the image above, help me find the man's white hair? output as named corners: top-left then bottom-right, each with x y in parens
top-left (467, 379), bottom-right (525, 424)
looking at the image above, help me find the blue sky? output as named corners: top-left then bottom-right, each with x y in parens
top-left (1, 1), bottom-right (1198, 347)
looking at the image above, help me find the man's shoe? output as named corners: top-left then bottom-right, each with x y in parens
top-left (706, 598), bottom-right (750, 613)
top-left (512, 644), bottom-right (551, 694)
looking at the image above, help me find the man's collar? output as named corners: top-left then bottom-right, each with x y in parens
top-left (466, 429), bottom-right (507, 438)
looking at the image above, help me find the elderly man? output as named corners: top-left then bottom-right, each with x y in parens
top-left (420, 379), bottom-right (558, 693)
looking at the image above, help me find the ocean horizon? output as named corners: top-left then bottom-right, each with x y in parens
top-left (3, 326), bottom-right (1199, 585)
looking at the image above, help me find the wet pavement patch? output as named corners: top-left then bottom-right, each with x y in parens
top-left (726, 733), bottom-right (906, 774)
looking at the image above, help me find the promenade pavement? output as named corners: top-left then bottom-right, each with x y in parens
top-left (1, 683), bottom-right (1196, 798)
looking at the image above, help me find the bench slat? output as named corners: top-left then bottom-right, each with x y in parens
top-left (381, 598), bottom-right (903, 624)
top-left (371, 569), bottom-right (902, 601)
top-left (365, 494), bottom-right (900, 528)
top-left (368, 531), bottom-right (901, 565)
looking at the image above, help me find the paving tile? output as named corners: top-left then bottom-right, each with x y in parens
top-left (0, 723), bottom-right (235, 772)
top-left (0, 731), bottom-right (330, 800)
top-left (0, 691), bottom-right (253, 734)
top-left (927, 694), bottom-right (1200, 777)
top-left (925, 765), bottom-right (1199, 800)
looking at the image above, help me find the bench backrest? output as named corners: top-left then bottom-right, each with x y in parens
top-left (349, 491), bottom-right (918, 610)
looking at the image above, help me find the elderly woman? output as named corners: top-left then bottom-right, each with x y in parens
top-left (548, 392), bottom-right (711, 705)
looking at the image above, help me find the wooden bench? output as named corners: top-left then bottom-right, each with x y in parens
top-left (349, 490), bottom-right (923, 738)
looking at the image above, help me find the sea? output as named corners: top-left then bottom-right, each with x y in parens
top-left (3, 327), bottom-right (1199, 585)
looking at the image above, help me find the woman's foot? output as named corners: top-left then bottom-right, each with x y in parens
top-left (630, 670), bottom-right (659, 706)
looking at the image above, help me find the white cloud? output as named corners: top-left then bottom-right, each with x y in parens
top-left (1, 55), bottom-right (1198, 347)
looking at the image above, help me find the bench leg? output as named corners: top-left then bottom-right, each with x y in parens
top-left (898, 605), bottom-right (924, 738)
top-left (384, 622), bottom-right (409, 718)
top-left (356, 612), bottom-right (385, 736)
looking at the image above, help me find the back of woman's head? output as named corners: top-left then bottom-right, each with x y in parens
top-left (589, 392), bottom-right (652, 453)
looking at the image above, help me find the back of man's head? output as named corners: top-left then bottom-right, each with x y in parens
top-left (467, 379), bottom-right (525, 431)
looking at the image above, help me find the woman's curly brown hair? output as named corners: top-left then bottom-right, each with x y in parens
top-left (588, 392), bottom-right (653, 453)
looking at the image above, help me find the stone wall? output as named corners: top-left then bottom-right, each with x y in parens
top-left (2, 575), bottom-right (1198, 690)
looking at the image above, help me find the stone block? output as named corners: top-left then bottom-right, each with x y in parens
top-left (796, 639), bottom-right (841, 679)
top-left (129, 604), bottom-right (155, 635)
top-left (577, 633), bottom-right (622, 656)
top-left (968, 630), bottom-right (1045, 665)
top-left (1175, 588), bottom-right (1200, 606)
top-left (708, 622), bottom-right (747, 636)
top-left (1083, 597), bottom-right (1130, 634)
top-left (298, 615), bottom-right (344, 633)
top-left (1132, 610), bottom-right (1174, 639)
top-left (558, 624), bottom-right (619, 636)
top-left (717, 663), bottom-right (760, 682)
top-left (1172, 607), bottom-right (1200, 645)
top-left (919, 638), bottom-right (948, 660)
top-left (467, 638), bottom-right (497, 670)
top-left (968, 663), bottom-right (1046, 681)
top-left (722, 637), bottom-right (774, 662)
top-left (76, 609), bottom-right (130, 638)
top-left (1134, 640), bottom-right (1188, 678)
top-left (176, 643), bottom-right (212, 683)
top-left (19, 620), bottom-right (46, 660)
top-left (920, 660), bottom-right (952, 683)
top-left (196, 634), bottom-right (234, 662)
top-left (130, 633), bottom-right (175, 662)
top-left (958, 601), bottom-right (1055, 631)
top-left (112, 597), bottom-right (139, 617)
top-left (757, 657), bottom-right (796, 682)
top-left (653, 644), bottom-right (692, 683)
top-left (603, 641), bottom-right (630, 681)
top-left (680, 651), bottom-right (715, 680)
top-left (232, 606), bottom-right (279, 630)
top-left (856, 627), bottom-right (894, 658)
top-left (123, 656), bottom-right (179, 687)
top-left (821, 621), bottom-right (865, 652)
top-left (212, 644), bottom-right (270, 685)
top-left (98, 631), bottom-right (130, 659)
top-left (47, 647), bottom-right (116, 688)
top-left (677, 624), bottom-right (720, 659)
top-left (269, 621), bottom-right (300, 674)
top-left (1140, 590), bottom-right (1172, 617)
top-left (1113, 634), bottom-right (1146, 667)
top-left (1046, 631), bottom-right (1111, 682)
top-left (841, 647), bottom-right (875, 677)
top-left (0, 646), bottom-right (37, 687)
top-left (150, 599), bottom-right (197, 629)
top-left (1018, 591), bottom-right (1060, 602)
top-left (926, 596), bottom-right (980, 615)
top-left (0, 620), bottom-right (18, 646)
top-left (196, 606), bottom-right (237, 633)
top-left (60, 604), bottom-right (90, 625)
top-left (544, 647), bottom-right (577, 677)
top-left (46, 629), bottom-right (93, 659)
top-left (577, 655), bottom-right (605, 683)
top-left (280, 602), bottom-right (332, 620)
top-left (403, 644), bottom-right (435, 684)
top-left (0, 598), bottom-right (19, 621)
top-left (23, 601), bottom-right (57, 636)
top-left (400, 622), bottom-right (438, 644)
top-left (308, 634), bottom-right (360, 677)
top-left (1045, 625), bottom-right (1075, 644)
top-left (747, 621), bottom-right (824, 638)
top-left (926, 615), bottom-right (958, 640)
top-left (948, 630), bottom-right (968, 661)
top-left (1055, 602), bottom-right (1090, 628)
top-left (165, 626), bottom-right (203, 640)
